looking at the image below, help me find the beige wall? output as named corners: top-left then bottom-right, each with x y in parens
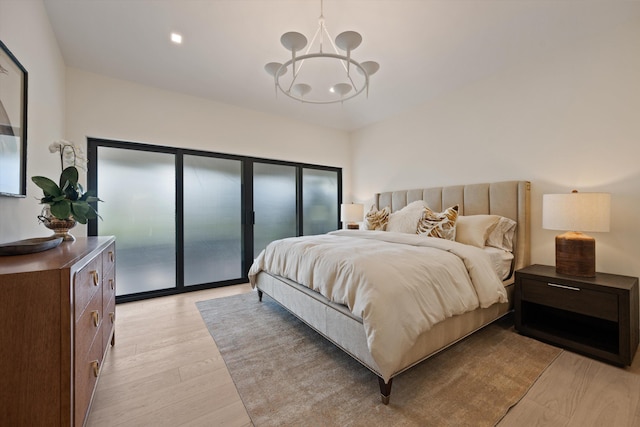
top-left (350, 15), bottom-right (640, 278)
top-left (0, 0), bottom-right (67, 242)
top-left (65, 68), bottom-right (349, 168)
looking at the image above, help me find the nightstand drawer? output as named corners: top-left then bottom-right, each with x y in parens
top-left (521, 278), bottom-right (618, 322)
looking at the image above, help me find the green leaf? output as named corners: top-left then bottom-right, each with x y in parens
top-left (72, 202), bottom-right (90, 216)
top-left (50, 201), bottom-right (71, 219)
top-left (31, 176), bottom-right (62, 197)
top-left (60, 166), bottom-right (79, 188)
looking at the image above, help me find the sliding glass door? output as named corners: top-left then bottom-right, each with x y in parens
top-left (302, 168), bottom-right (339, 236)
top-left (183, 155), bottom-right (243, 286)
top-left (88, 138), bottom-right (341, 302)
top-left (96, 146), bottom-right (177, 296)
top-left (253, 162), bottom-right (297, 257)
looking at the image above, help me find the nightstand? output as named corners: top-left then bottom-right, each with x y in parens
top-left (515, 264), bottom-right (639, 366)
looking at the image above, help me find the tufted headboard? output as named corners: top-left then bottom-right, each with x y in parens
top-left (375, 180), bottom-right (531, 275)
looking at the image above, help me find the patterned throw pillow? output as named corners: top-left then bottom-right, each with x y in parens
top-left (365, 205), bottom-right (390, 231)
top-left (417, 205), bottom-right (459, 240)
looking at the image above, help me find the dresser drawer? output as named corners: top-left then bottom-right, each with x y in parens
top-left (75, 331), bottom-right (104, 427)
top-left (74, 257), bottom-right (102, 321)
top-left (103, 292), bottom-right (116, 349)
top-left (102, 243), bottom-right (116, 277)
top-left (103, 261), bottom-right (115, 305)
top-left (75, 287), bottom-right (103, 365)
top-left (521, 278), bottom-right (618, 322)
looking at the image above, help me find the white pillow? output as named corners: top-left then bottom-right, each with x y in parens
top-left (486, 216), bottom-right (517, 252)
top-left (455, 215), bottom-right (501, 248)
top-left (386, 200), bottom-right (428, 234)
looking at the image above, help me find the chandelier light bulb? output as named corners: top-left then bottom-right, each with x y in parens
top-left (358, 61), bottom-right (380, 76)
top-left (330, 83), bottom-right (352, 97)
top-left (264, 62), bottom-right (288, 77)
top-left (292, 83), bottom-right (312, 99)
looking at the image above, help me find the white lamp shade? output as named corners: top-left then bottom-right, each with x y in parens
top-left (340, 203), bottom-right (364, 223)
top-left (542, 192), bottom-right (610, 232)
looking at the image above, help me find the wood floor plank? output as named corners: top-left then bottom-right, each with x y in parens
top-left (88, 372), bottom-right (223, 425)
top-left (133, 328), bottom-right (211, 355)
top-left (180, 401), bottom-right (253, 427)
top-left (524, 351), bottom-right (594, 418)
top-left (178, 356), bottom-right (229, 382)
top-left (91, 368), bottom-right (183, 408)
top-left (120, 381), bottom-right (247, 427)
top-left (565, 356), bottom-right (640, 427)
top-left (100, 335), bottom-right (217, 373)
top-left (498, 398), bottom-right (569, 427)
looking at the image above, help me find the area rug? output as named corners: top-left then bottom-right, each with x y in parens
top-left (197, 292), bottom-right (561, 427)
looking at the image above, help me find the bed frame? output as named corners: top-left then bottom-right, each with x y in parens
top-left (255, 180), bottom-right (531, 403)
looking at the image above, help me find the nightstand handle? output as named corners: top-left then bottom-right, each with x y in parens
top-left (548, 282), bottom-right (580, 291)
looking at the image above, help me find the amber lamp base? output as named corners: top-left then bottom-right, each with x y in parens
top-left (555, 231), bottom-right (596, 277)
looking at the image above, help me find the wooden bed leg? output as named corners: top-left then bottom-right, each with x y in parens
top-left (257, 290), bottom-right (263, 302)
top-left (378, 377), bottom-right (392, 405)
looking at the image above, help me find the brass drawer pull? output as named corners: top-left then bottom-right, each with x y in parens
top-left (91, 310), bottom-right (100, 327)
top-left (108, 251), bottom-right (114, 262)
top-left (91, 270), bottom-right (100, 286)
top-left (91, 360), bottom-right (100, 378)
top-left (109, 312), bottom-right (115, 324)
top-left (547, 282), bottom-right (580, 291)
top-left (109, 278), bottom-right (114, 290)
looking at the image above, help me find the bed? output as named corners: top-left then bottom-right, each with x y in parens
top-left (249, 180), bottom-right (530, 404)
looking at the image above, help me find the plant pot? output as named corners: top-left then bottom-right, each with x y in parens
top-left (38, 207), bottom-right (77, 242)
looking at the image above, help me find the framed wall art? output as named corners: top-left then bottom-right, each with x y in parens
top-left (0, 40), bottom-right (28, 197)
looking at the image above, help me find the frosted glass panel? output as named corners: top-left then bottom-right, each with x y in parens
top-left (183, 155), bottom-right (242, 286)
top-left (303, 168), bottom-right (338, 235)
top-left (254, 163), bottom-right (297, 257)
top-left (97, 147), bottom-right (176, 296)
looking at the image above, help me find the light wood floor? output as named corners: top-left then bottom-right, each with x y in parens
top-left (87, 284), bottom-right (640, 427)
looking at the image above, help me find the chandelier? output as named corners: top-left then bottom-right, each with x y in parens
top-left (264, 0), bottom-right (379, 104)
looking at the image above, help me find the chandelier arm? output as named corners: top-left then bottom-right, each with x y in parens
top-left (305, 26), bottom-right (322, 56)
top-left (287, 69), bottom-right (300, 94)
top-left (275, 53), bottom-right (369, 104)
top-left (346, 70), bottom-right (359, 93)
top-left (322, 27), bottom-right (359, 91)
top-left (322, 25), bottom-right (349, 75)
top-left (290, 25), bottom-right (322, 90)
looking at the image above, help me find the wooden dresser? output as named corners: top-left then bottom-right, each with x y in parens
top-left (0, 236), bottom-right (116, 426)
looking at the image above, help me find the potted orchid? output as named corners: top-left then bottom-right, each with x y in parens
top-left (32, 141), bottom-right (101, 240)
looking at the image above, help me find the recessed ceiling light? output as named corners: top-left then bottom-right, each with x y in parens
top-left (171, 33), bottom-right (182, 44)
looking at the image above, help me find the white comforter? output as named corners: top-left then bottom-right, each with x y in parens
top-left (248, 230), bottom-right (508, 380)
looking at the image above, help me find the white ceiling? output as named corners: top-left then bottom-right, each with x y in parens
top-left (43, 0), bottom-right (638, 131)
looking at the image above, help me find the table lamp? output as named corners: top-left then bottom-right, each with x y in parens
top-left (341, 203), bottom-right (364, 230)
top-left (542, 190), bottom-right (610, 277)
